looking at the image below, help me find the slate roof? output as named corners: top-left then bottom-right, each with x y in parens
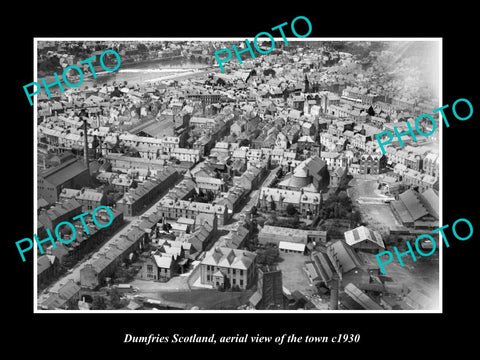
top-left (41, 159), bottom-right (88, 186)
top-left (202, 247), bottom-right (256, 270)
top-left (344, 226), bottom-right (385, 249)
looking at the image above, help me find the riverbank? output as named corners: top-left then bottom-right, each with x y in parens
top-left (144, 66), bottom-right (220, 84)
top-left (37, 56), bottom-right (214, 87)
top-left (34, 67), bottom-right (217, 101)
top-left (37, 55), bottom-right (190, 78)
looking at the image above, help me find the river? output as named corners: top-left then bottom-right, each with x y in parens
top-left (40, 57), bottom-right (216, 90)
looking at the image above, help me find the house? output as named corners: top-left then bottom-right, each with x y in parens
top-left (37, 198), bottom-right (83, 236)
top-left (171, 147), bottom-right (201, 163)
top-left (258, 187), bottom-right (322, 217)
top-left (45, 242), bottom-right (70, 265)
top-left (402, 168), bottom-right (438, 193)
top-left (74, 188), bottom-right (107, 211)
top-left (423, 153), bottom-right (439, 179)
top-left (194, 176), bottom-right (225, 195)
top-left (330, 166), bottom-right (348, 188)
top-left (161, 239), bottom-right (192, 260)
top-left (200, 247), bottom-right (257, 290)
top-left (217, 224), bottom-right (251, 249)
top-left (359, 153), bottom-right (386, 175)
top-left (139, 254), bottom-right (175, 281)
top-left (39, 279), bottom-right (81, 310)
top-left (320, 151), bottom-right (345, 170)
top-left (116, 167), bottom-right (180, 216)
top-left (343, 226), bottom-right (385, 254)
top-left (183, 221), bottom-right (216, 254)
top-left (215, 185), bottom-right (247, 213)
top-left (158, 198), bottom-right (229, 226)
top-left (37, 254), bottom-right (60, 289)
top-left (79, 222), bottom-right (148, 289)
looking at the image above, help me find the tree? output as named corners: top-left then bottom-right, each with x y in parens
top-left (263, 68), bottom-right (276, 77)
top-left (286, 204), bottom-right (297, 216)
top-left (137, 43), bottom-right (148, 53)
top-left (91, 296), bottom-right (107, 310)
top-left (264, 247), bottom-right (279, 265)
top-left (257, 246), bottom-right (279, 265)
top-left (39, 56), bottom-right (61, 73)
top-left (292, 214), bottom-right (300, 228)
top-left (351, 210), bottom-right (362, 224)
top-left (111, 87), bottom-right (122, 98)
top-left (270, 201), bottom-right (276, 211)
top-left (162, 222), bottom-right (172, 232)
top-left (251, 205), bottom-right (258, 216)
top-left (109, 288), bottom-right (123, 309)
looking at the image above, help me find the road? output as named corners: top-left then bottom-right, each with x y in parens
top-left (219, 166), bottom-right (279, 231)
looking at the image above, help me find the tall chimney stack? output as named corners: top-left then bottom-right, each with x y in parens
top-left (329, 274), bottom-right (339, 310)
top-left (83, 119), bottom-right (90, 173)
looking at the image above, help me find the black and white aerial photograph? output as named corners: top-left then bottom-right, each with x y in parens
top-left (6, 4), bottom-right (479, 355)
top-left (34, 39), bottom-right (441, 312)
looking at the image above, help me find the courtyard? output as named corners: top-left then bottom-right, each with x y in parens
top-left (277, 252), bottom-right (316, 296)
top-left (347, 176), bottom-right (402, 234)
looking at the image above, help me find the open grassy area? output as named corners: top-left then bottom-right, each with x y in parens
top-left (161, 289), bottom-right (255, 310)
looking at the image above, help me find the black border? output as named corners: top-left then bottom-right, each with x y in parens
top-left (7, 4), bottom-right (478, 354)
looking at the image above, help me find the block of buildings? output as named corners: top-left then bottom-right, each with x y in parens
top-left (258, 187), bottom-right (322, 217)
top-left (39, 279), bottom-right (81, 310)
top-left (38, 158), bottom-right (91, 203)
top-left (389, 188), bottom-right (439, 230)
top-left (277, 155), bottom-right (329, 192)
top-left (37, 198), bottom-right (83, 237)
top-left (158, 198), bottom-right (228, 226)
top-left (326, 240), bottom-right (364, 280)
top-left (116, 167), bottom-right (180, 216)
top-left (59, 187), bottom-right (107, 211)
